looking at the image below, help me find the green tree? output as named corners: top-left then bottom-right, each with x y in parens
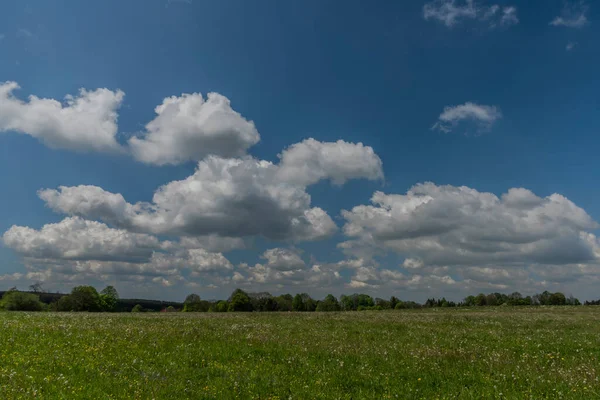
top-left (301, 293), bottom-right (317, 312)
top-left (292, 294), bottom-right (305, 311)
top-left (99, 286), bottom-right (119, 312)
top-left (357, 294), bottom-right (374, 308)
top-left (249, 292), bottom-right (276, 312)
top-left (215, 300), bottom-right (228, 312)
top-left (131, 304), bottom-right (143, 313)
top-left (549, 292), bottom-right (566, 306)
top-left (56, 295), bottom-right (74, 311)
top-left (0, 291), bottom-right (45, 311)
top-left (475, 293), bottom-right (487, 306)
top-left (316, 294), bottom-right (340, 312)
top-left (389, 296), bottom-right (399, 310)
top-left (274, 294), bottom-right (293, 311)
top-left (29, 282), bottom-right (44, 293)
top-left (485, 294), bottom-right (498, 306)
top-left (375, 298), bottom-right (391, 309)
top-left (183, 293), bottom-right (203, 312)
top-left (228, 289), bottom-right (252, 312)
top-left (339, 295), bottom-right (353, 311)
top-left (68, 286), bottom-right (101, 312)
top-left (567, 295), bottom-right (581, 306)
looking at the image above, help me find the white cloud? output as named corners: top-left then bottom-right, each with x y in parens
top-left (261, 248), bottom-right (306, 271)
top-left (0, 81), bottom-right (125, 152)
top-left (276, 139), bottom-right (383, 186)
top-left (39, 139), bottom-right (380, 242)
top-left (161, 235), bottom-right (245, 253)
top-left (3, 217), bottom-right (159, 262)
top-left (16, 28), bottom-right (33, 38)
top-left (2, 217), bottom-right (235, 289)
top-left (39, 157), bottom-right (336, 241)
top-left (128, 92), bottom-right (260, 165)
top-left (432, 102), bottom-right (502, 133)
top-left (238, 256), bottom-right (342, 290)
top-left (424, 0), bottom-right (518, 28)
top-left (424, 0), bottom-right (477, 26)
top-left (187, 249), bottom-right (233, 272)
top-left (341, 183), bottom-right (598, 268)
top-left (0, 272), bottom-right (24, 281)
top-left (403, 258), bottom-right (424, 269)
top-left (550, 2), bottom-right (589, 28)
top-left (38, 185), bottom-right (131, 226)
top-left (566, 41), bottom-right (578, 51)
top-left (500, 6), bottom-right (519, 26)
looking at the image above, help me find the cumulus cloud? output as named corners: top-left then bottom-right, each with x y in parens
top-left (3, 217), bottom-right (235, 289)
top-left (38, 185), bottom-right (131, 226)
top-left (40, 157), bottom-right (336, 241)
top-left (39, 139), bottom-right (380, 242)
top-left (432, 102), bottom-right (502, 134)
top-left (128, 92), bottom-right (260, 165)
top-left (3, 217), bottom-right (159, 262)
top-left (261, 248), bottom-right (306, 271)
top-left (161, 235), bottom-right (246, 253)
top-left (237, 252), bottom-right (342, 290)
top-left (423, 0), bottom-right (518, 28)
top-left (550, 2), bottom-right (589, 28)
top-left (276, 139), bottom-right (384, 186)
top-left (341, 183), bottom-right (598, 269)
top-left (0, 81), bottom-right (125, 152)
top-left (500, 6), bottom-right (519, 26)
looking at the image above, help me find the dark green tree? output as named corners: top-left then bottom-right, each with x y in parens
top-left (292, 294), bottom-right (305, 311)
top-left (74, 286), bottom-right (101, 311)
top-left (339, 295), bottom-right (354, 311)
top-left (131, 304), bottom-right (143, 313)
top-left (100, 286), bottom-right (119, 312)
top-left (475, 293), bottom-right (487, 306)
top-left (0, 291), bottom-right (45, 311)
top-left (183, 293), bottom-right (203, 312)
top-left (274, 294), bottom-right (293, 311)
top-left (215, 300), bottom-right (228, 312)
top-left (549, 292), bottom-right (566, 306)
top-left (228, 289), bottom-right (252, 312)
top-left (316, 294), bottom-right (341, 312)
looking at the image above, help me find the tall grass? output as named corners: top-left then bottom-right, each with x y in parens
top-left (0, 307), bottom-right (598, 399)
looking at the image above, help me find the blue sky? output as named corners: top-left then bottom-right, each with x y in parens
top-left (1, 0), bottom-right (599, 301)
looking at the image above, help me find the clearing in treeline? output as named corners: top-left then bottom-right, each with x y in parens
top-left (1, 308), bottom-right (599, 399)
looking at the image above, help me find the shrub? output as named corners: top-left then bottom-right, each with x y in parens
top-left (183, 294), bottom-right (203, 312)
top-left (228, 289), bottom-right (252, 312)
top-left (131, 304), bottom-right (143, 313)
top-left (0, 291), bottom-right (45, 311)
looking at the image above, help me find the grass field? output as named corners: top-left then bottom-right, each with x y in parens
top-left (1, 308), bottom-right (599, 399)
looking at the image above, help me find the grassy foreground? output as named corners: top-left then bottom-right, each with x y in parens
top-left (1, 308), bottom-right (599, 399)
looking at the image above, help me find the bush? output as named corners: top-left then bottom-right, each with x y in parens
top-left (316, 294), bottom-right (341, 312)
top-left (215, 301), bottom-right (228, 312)
top-left (0, 291), bottom-right (45, 311)
top-left (99, 286), bottom-right (119, 312)
top-left (131, 304), bottom-right (143, 313)
top-left (228, 289), bottom-right (252, 312)
top-left (72, 286), bottom-right (101, 311)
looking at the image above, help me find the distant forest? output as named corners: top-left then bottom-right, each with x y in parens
top-left (2, 284), bottom-right (599, 312)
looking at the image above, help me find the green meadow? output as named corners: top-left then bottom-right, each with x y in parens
top-left (1, 308), bottom-right (599, 399)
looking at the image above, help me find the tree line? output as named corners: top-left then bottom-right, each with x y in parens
top-left (1, 286), bottom-right (595, 312)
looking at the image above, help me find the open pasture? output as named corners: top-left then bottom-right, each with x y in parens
top-left (1, 308), bottom-right (599, 399)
